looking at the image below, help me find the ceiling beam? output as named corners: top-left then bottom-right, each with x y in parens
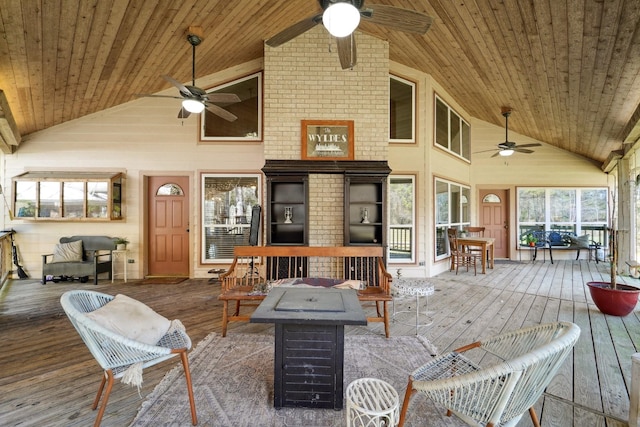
top-left (602, 150), bottom-right (624, 173)
top-left (0, 90), bottom-right (21, 153)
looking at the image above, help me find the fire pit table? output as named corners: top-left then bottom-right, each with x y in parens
top-left (250, 287), bottom-right (367, 409)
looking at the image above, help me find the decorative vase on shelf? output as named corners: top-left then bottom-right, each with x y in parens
top-left (361, 208), bottom-right (370, 224)
top-left (284, 207), bottom-right (293, 224)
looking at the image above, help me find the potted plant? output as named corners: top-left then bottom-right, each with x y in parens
top-left (115, 237), bottom-right (129, 251)
top-left (586, 213), bottom-right (640, 316)
top-left (526, 233), bottom-right (537, 247)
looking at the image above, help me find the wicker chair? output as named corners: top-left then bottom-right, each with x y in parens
top-left (398, 321), bottom-right (580, 427)
top-left (60, 290), bottom-right (197, 427)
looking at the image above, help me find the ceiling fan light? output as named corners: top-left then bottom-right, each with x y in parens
top-left (182, 99), bottom-right (205, 113)
top-left (499, 149), bottom-right (514, 157)
top-left (323, 3), bottom-right (361, 38)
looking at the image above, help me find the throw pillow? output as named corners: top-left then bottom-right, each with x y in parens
top-left (249, 281), bottom-right (274, 295)
top-left (50, 240), bottom-right (84, 263)
top-left (569, 234), bottom-right (590, 248)
top-left (86, 294), bottom-right (171, 345)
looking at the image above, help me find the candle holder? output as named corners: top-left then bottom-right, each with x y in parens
top-left (361, 207), bottom-right (370, 224)
top-left (284, 207), bottom-right (293, 224)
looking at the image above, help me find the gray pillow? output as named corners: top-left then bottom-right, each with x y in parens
top-left (51, 240), bottom-right (84, 263)
top-left (569, 235), bottom-right (590, 248)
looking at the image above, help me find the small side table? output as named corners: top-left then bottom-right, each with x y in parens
top-left (111, 250), bottom-right (128, 283)
top-left (346, 377), bottom-right (399, 427)
top-left (208, 268), bottom-right (227, 284)
top-left (392, 278), bottom-right (435, 335)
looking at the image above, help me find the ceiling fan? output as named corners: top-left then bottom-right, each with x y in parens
top-left (137, 31), bottom-right (241, 121)
top-left (478, 108), bottom-right (542, 157)
top-left (266, 0), bottom-right (434, 69)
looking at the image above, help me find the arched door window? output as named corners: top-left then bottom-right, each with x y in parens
top-left (156, 183), bottom-right (184, 196)
top-left (482, 193), bottom-right (501, 203)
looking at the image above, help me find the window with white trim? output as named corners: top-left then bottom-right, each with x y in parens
top-left (390, 75), bottom-right (415, 142)
top-left (517, 187), bottom-right (608, 245)
top-left (201, 174), bottom-right (261, 263)
top-left (388, 175), bottom-right (415, 262)
top-left (435, 177), bottom-right (470, 259)
top-left (435, 95), bottom-right (470, 161)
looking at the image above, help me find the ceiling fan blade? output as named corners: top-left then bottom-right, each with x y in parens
top-left (491, 151), bottom-right (502, 158)
top-left (514, 148), bottom-right (535, 154)
top-left (178, 107), bottom-right (191, 119)
top-left (266, 15), bottom-right (322, 47)
top-left (473, 148), bottom-right (499, 154)
top-left (206, 93), bottom-right (241, 103)
top-left (206, 103), bottom-right (238, 122)
top-left (134, 94), bottom-right (183, 100)
top-left (162, 75), bottom-right (192, 97)
top-left (516, 143), bottom-right (542, 148)
top-left (337, 34), bottom-right (357, 70)
top-left (363, 4), bottom-right (434, 34)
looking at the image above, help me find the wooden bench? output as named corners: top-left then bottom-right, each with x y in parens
top-left (42, 236), bottom-right (116, 285)
top-left (218, 246), bottom-right (393, 337)
top-left (627, 261), bottom-right (640, 279)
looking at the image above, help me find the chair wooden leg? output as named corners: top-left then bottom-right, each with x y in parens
top-left (180, 350), bottom-right (198, 426)
top-left (382, 301), bottom-right (390, 338)
top-left (92, 372), bottom-right (107, 410)
top-left (221, 300), bottom-right (229, 337)
top-left (398, 378), bottom-right (415, 427)
top-left (528, 407), bottom-right (541, 427)
top-left (93, 370), bottom-right (114, 427)
top-left (375, 301), bottom-right (383, 318)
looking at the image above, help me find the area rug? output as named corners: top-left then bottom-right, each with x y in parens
top-left (136, 277), bottom-right (189, 285)
top-left (131, 333), bottom-right (466, 427)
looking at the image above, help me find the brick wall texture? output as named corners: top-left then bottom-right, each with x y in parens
top-left (264, 26), bottom-right (389, 244)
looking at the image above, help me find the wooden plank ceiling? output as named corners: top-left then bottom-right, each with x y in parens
top-left (0, 0), bottom-right (639, 164)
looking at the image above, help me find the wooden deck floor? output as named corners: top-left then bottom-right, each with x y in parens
top-left (1, 260), bottom-right (638, 426)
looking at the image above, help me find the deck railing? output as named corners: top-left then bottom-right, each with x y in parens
top-left (0, 231), bottom-right (14, 286)
top-left (389, 226), bottom-right (412, 258)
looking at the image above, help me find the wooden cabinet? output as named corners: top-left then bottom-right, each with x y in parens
top-left (12, 171), bottom-right (124, 221)
top-left (266, 176), bottom-right (308, 245)
top-left (345, 175), bottom-right (386, 247)
top-left (262, 160), bottom-right (390, 250)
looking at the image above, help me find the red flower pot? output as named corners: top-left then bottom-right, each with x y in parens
top-left (586, 281), bottom-right (640, 316)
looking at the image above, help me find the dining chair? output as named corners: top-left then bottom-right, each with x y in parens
top-left (463, 226), bottom-right (487, 258)
top-left (448, 228), bottom-right (479, 275)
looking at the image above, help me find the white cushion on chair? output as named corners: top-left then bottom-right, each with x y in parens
top-left (86, 294), bottom-right (171, 345)
top-left (51, 240), bottom-right (84, 263)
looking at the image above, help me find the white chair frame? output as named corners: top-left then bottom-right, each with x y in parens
top-left (60, 290), bottom-right (197, 427)
top-left (398, 321), bottom-right (580, 427)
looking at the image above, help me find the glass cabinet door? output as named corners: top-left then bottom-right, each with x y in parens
top-left (38, 181), bottom-right (62, 218)
top-left (63, 182), bottom-right (85, 218)
top-left (87, 181), bottom-right (109, 218)
top-left (15, 181), bottom-right (36, 217)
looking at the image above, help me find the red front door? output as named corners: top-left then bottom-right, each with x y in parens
top-left (479, 189), bottom-right (509, 259)
top-left (147, 176), bottom-right (190, 276)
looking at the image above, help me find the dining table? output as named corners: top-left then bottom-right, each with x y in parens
top-left (455, 236), bottom-right (495, 274)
